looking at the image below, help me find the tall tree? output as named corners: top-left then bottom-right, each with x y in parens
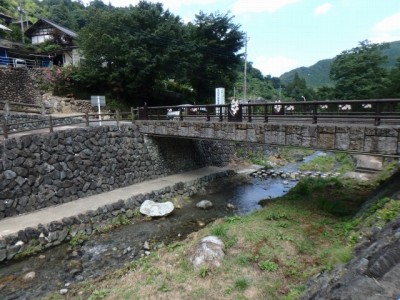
top-left (77, 2), bottom-right (187, 104)
top-left (330, 40), bottom-right (389, 99)
top-left (285, 72), bottom-right (315, 101)
top-left (186, 11), bottom-right (245, 102)
top-left (385, 57), bottom-right (400, 97)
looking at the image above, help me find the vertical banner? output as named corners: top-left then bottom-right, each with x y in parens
top-left (215, 87), bottom-right (225, 115)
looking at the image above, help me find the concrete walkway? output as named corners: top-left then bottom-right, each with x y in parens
top-left (0, 166), bottom-right (230, 238)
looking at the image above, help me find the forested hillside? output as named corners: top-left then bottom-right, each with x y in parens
top-left (281, 40), bottom-right (400, 89)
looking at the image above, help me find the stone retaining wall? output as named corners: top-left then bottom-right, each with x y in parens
top-left (0, 169), bottom-right (234, 262)
top-left (0, 124), bottom-right (222, 220)
top-left (0, 69), bottom-right (43, 104)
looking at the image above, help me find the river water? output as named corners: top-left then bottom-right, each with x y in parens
top-left (0, 153), bottom-right (326, 299)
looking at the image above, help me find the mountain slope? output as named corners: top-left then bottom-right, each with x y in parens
top-left (280, 40), bottom-right (400, 89)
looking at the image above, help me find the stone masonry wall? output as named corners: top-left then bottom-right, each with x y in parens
top-left (0, 124), bottom-right (222, 220)
top-left (0, 68), bottom-right (43, 104)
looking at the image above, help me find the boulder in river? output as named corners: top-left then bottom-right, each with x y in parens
top-left (196, 200), bottom-right (213, 210)
top-left (139, 200), bottom-right (174, 217)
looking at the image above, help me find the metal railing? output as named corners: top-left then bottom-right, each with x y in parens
top-left (0, 56), bottom-right (43, 68)
top-left (139, 99), bottom-right (400, 126)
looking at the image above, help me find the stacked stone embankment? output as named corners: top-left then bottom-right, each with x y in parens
top-left (0, 68), bottom-right (43, 104)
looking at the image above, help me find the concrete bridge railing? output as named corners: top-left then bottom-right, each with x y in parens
top-left (137, 120), bottom-right (400, 157)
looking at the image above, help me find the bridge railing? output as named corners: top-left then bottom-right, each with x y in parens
top-left (140, 99), bottom-right (400, 126)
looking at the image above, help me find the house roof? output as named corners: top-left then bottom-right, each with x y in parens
top-left (25, 18), bottom-right (77, 38)
top-left (0, 12), bottom-right (14, 24)
top-left (0, 24), bottom-right (12, 31)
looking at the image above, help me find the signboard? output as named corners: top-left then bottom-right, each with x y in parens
top-left (215, 88), bottom-right (225, 105)
top-left (90, 95), bottom-right (106, 107)
top-left (215, 88), bottom-right (225, 115)
top-left (90, 96), bottom-right (106, 126)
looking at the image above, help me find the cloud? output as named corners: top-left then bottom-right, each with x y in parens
top-left (232, 0), bottom-right (301, 15)
top-left (370, 12), bottom-right (400, 43)
top-left (253, 55), bottom-right (300, 77)
top-left (314, 3), bottom-right (332, 15)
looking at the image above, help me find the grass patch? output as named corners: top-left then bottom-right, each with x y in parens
top-left (299, 155), bottom-right (336, 172)
top-left (14, 239), bottom-right (43, 260)
top-left (69, 232), bottom-right (89, 247)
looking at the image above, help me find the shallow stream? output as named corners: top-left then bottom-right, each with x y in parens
top-left (0, 152), bottom-right (328, 299)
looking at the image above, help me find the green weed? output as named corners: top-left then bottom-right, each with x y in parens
top-left (234, 277), bottom-right (250, 291)
top-left (69, 233), bottom-right (89, 247)
top-left (258, 260), bottom-right (279, 272)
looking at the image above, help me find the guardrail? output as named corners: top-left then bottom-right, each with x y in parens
top-left (0, 100), bottom-right (47, 115)
top-left (0, 56), bottom-right (48, 68)
top-left (0, 108), bottom-right (139, 140)
top-left (140, 99), bottom-right (400, 126)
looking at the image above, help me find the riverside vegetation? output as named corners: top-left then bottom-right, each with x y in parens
top-left (44, 150), bottom-right (400, 300)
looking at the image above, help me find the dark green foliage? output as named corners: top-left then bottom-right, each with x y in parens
top-left (284, 72), bottom-right (316, 101)
top-left (185, 11), bottom-right (245, 103)
top-left (280, 59), bottom-right (334, 89)
top-left (386, 57), bottom-right (400, 97)
top-left (280, 40), bottom-right (400, 96)
top-left (234, 62), bottom-right (279, 100)
top-left (286, 177), bottom-right (369, 216)
top-left (330, 40), bottom-right (389, 99)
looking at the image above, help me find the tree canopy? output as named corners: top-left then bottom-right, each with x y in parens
top-left (77, 4), bottom-right (245, 105)
top-left (330, 40), bottom-right (389, 99)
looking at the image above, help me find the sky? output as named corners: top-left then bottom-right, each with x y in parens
top-left (85, 0), bottom-right (400, 77)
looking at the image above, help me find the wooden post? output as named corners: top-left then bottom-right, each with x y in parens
top-left (4, 100), bottom-right (10, 121)
top-left (85, 112), bottom-right (89, 127)
top-left (2, 120), bottom-right (8, 139)
top-left (49, 115), bottom-right (53, 132)
top-left (247, 104), bottom-right (252, 123)
top-left (264, 104), bottom-right (269, 123)
top-left (144, 102), bottom-right (148, 120)
top-left (312, 103), bottom-right (318, 124)
top-left (375, 101), bottom-right (381, 126)
top-left (131, 107), bottom-right (135, 123)
top-left (116, 109), bottom-right (120, 127)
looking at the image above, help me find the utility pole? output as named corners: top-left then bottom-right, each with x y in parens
top-left (18, 1), bottom-right (25, 43)
top-left (243, 33), bottom-right (248, 102)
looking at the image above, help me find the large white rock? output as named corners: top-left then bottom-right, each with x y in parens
top-left (189, 236), bottom-right (225, 269)
top-left (139, 200), bottom-right (174, 217)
